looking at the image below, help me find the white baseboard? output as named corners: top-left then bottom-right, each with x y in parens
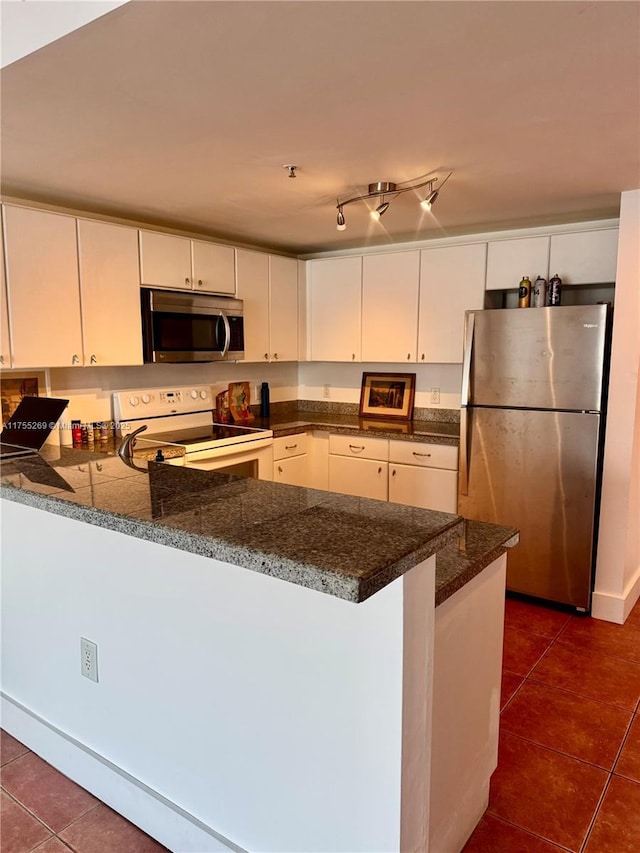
top-left (0, 694), bottom-right (243, 853)
top-left (591, 565), bottom-right (640, 624)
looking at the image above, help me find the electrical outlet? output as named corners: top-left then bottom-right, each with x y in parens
top-left (323, 384), bottom-right (331, 398)
top-left (81, 637), bottom-right (99, 682)
top-left (430, 387), bottom-right (440, 405)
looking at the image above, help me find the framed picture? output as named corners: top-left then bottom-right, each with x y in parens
top-left (359, 372), bottom-right (416, 421)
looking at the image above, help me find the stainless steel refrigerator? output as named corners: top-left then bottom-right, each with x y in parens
top-left (458, 304), bottom-right (611, 612)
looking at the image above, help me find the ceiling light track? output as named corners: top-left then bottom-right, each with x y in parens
top-left (335, 172), bottom-right (452, 231)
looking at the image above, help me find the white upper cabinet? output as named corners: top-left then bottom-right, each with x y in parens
top-left (140, 230), bottom-right (235, 294)
top-left (362, 252), bottom-right (419, 363)
top-left (3, 205), bottom-right (83, 368)
top-left (485, 236), bottom-right (550, 291)
top-left (308, 257), bottom-right (362, 362)
top-left (191, 239), bottom-right (235, 294)
top-left (269, 255), bottom-right (299, 362)
top-left (1, 225), bottom-right (11, 368)
top-left (77, 219), bottom-right (143, 366)
top-left (549, 229), bottom-right (618, 284)
top-left (139, 230), bottom-right (192, 289)
top-left (419, 243), bottom-right (487, 363)
top-left (236, 250), bottom-right (270, 363)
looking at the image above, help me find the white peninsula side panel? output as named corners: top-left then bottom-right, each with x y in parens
top-left (0, 501), bottom-right (436, 853)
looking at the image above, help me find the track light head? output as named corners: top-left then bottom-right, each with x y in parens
top-left (336, 206), bottom-right (346, 231)
top-left (420, 189), bottom-right (439, 211)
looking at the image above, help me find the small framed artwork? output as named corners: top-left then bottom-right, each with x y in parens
top-left (359, 372), bottom-right (416, 421)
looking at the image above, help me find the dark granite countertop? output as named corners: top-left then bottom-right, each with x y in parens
top-left (252, 410), bottom-right (460, 445)
top-left (0, 445), bottom-right (516, 605)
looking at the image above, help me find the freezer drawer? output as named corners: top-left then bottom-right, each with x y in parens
top-left (458, 407), bottom-right (601, 609)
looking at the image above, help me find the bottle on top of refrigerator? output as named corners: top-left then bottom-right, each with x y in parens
top-left (532, 276), bottom-right (547, 307)
top-left (518, 276), bottom-right (531, 308)
top-left (548, 274), bottom-right (562, 306)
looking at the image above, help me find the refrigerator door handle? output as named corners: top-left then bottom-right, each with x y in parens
top-left (460, 310), bottom-right (475, 407)
top-left (459, 406), bottom-right (469, 496)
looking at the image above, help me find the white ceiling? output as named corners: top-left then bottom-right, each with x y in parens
top-left (1, 0), bottom-right (639, 255)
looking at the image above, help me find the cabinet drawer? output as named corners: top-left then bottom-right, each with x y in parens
top-left (389, 439), bottom-right (458, 470)
top-left (273, 433), bottom-right (309, 460)
top-left (329, 434), bottom-right (389, 461)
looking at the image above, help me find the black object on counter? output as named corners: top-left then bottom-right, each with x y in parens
top-left (155, 449), bottom-right (165, 462)
top-left (260, 382), bottom-right (270, 418)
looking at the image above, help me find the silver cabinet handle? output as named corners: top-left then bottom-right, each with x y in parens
top-left (378, 466), bottom-right (382, 474)
top-left (277, 465), bottom-right (283, 474)
top-left (273, 353), bottom-right (279, 360)
top-left (0, 355), bottom-right (4, 365)
top-left (197, 279), bottom-right (204, 287)
top-left (349, 444), bottom-right (365, 453)
top-left (285, 444), bottom-right (297, 451)
top-left (413, 451), bottom-right (431, 457)
top-left (90, 354), bottom-right (97, 364)
top-left (352, 353), bottom-right (356, 360)
top-left (72, 354), bottom-right (80, 364)
top-left (421, 354), bottom-right (425, 361)
top-left (407, 353), bottom-right (411, 360)
top-left (264, 353), bottom-right (269, 360)
top-left (185, 277), bottom-right (191, 287)
top-left (391, 469), bottom-right (396, 477)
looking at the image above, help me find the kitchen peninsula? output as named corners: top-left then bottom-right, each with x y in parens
top-left (1, 447), bottom-right (517, 853)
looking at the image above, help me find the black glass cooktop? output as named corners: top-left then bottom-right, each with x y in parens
top-left (143, 423), bottom-right (269, 447)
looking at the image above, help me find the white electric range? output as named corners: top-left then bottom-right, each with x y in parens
top-left (112, 385), bottom-right (274, 478)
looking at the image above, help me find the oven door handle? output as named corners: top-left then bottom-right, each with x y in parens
top-left (220, 311), bottom-right (231, 358)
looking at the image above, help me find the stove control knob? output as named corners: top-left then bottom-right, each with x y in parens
top-left (200, 390), bottom-right (208, 400)
top-left (190, 389), bottom-right (198, 399)
top-left (129, 396), bottom-right (139, 407)
top-left (141, 394), bottom-right (151, 404)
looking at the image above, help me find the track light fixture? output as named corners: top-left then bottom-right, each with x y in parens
top-left (335, 172), bottom-right (452, 231)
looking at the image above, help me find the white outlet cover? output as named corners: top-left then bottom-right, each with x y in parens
top-left (81, 637), bottom-right (99, 683)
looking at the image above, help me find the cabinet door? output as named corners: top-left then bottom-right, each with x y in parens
top-left (328, 455), bottom-right (388, 501)
top-left (236, 249), bottom-right (270, 363)
top-left (3, 205), bottom-right (83, 368)
top-left (139, 230), bottom-right (191, 289)
top-left (362, 251), bottom-right (419, 363)
top-left (309, 257), bottom-right (361, 362)
top-left (485, 237), bottom-right (550, 291)
top-left (270, 255), bottom-right (298, 362)
top-left (192, 240), bottom-right (235, 294)
top-left (549, 229), bottom-right (618, 284)
top-left (389, 464), bottom-right (457, 513)
top-left (78, 219), bottom-right (143, 366)
top-left (0, 228), bottom-right (11, 368)
top-left (274, 454), bottom-right (309, 487)
top-left (419, 244), bottom-right (487, 364)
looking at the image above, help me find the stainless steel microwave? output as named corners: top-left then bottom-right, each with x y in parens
top-left (141, 288), bottom-right (245, 363)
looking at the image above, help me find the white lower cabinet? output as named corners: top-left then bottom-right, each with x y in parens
top-left (273, 434), bottom-right (310, 487)
top-left (328, 434), bottom-right (389, 501)
top-left (329, 455), bottom-right (389, 501)
top-left (388, 439), bottom-right (458, 513)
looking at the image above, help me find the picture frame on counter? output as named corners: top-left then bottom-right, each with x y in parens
top-left (359, 372), bottom-right (416, 421)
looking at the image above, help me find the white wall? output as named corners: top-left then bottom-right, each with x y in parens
top-left (48, 360), bottom-right (298, 426)
top-left (593, 189), bottom-right (640, 623)
top-left (299, 362), bottom-right (462, 410)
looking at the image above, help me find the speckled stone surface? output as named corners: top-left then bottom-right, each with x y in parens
top-left (435, 521), bottom-right (519, 606)
top-left (253, 410), bottom-right (460, 445)
top-left (1, 447), bottom-right (470, 603)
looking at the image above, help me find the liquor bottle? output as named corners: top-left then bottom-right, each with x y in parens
top-left (518, 276), bottom-right (531, 308)
top-left (548, 274), bottom-right (562, 306)
top-left (532, 276), bottom-right (547, 308)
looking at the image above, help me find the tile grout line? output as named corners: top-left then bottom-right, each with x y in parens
top-left (578, 771), bottom-right (615, 853)
top-left (482, 812), bottom-right (576, 852)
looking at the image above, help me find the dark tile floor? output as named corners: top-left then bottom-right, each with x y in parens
top-left (2, 596), bottom-right (639, 852)
top-left (465, 595), bottom-right (640, 852)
